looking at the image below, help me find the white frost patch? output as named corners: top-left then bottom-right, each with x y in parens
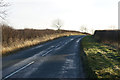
top-left (64, 59), bottom-right (76, 69)
top-left (60, 58), bottom-right (76, 75)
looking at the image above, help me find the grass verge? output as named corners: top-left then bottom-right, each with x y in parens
top-left (81, 36), bottom-right (120, 78)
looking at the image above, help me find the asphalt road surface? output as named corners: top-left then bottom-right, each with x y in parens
top-left (2, 35), bottom-right (86, 79)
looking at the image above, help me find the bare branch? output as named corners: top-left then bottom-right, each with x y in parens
top-left (0, 0), bottom-right (9, 7)
top-left (52, 19), bottom-right (63, 30)
top-left (0, 0), bottom-right (9, 20)
top-left (80, 25), bottom-right (88, 33)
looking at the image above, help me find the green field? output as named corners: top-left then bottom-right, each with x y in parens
top-left (81, 36), bottom-right (120, 78)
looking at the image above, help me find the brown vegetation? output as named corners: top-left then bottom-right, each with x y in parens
top-left (1, 24), bottom-right (85, 54)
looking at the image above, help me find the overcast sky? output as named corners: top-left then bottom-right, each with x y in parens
top-left (4, 0), bottom-right (119, 33)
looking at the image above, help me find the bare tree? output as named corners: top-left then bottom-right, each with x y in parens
top-left (52, 19), bottom-right (63, 30)
top-left (80, 25), bottom-right (87, 33)
top-left (90, 28), bottom-right (94, 34)
top-left (0, 0), bottom-right (9, 19)
top-left (109, 25), bottom-right (116, 30)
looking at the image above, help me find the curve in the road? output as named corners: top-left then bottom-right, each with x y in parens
top-left (2, 35), bottom-right (86, 79)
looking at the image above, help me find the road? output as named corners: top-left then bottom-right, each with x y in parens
top-left (2, 35), bottom-right (86, 79)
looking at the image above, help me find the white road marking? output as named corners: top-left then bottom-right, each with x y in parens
top-left (76, 38), bottom-right (82, 43)
top-left (31, 45), bottom-right (43, 50)
top-left (41, 42), bottom-right (63, 56)
top-left (41, 49), bottom-right (53, 57)
top-left (3, 61), bottom-right (35, 80)
top-left (42, 37), bottom-right (76, 57)
top-left (2, 39), bottom-right (67, 78)
top-left (3, 36), bottom-right (83, 79)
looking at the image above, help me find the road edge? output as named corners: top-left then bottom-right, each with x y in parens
top-left (2, 36), bottom-right (68, 57)
top-left (80, 36), bottom-right (97, 78)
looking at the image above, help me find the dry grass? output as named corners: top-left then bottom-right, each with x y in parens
top-left (2, 32), bottom-right (84, 55)
top-left (1, 24), bottom-right (87, 55)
